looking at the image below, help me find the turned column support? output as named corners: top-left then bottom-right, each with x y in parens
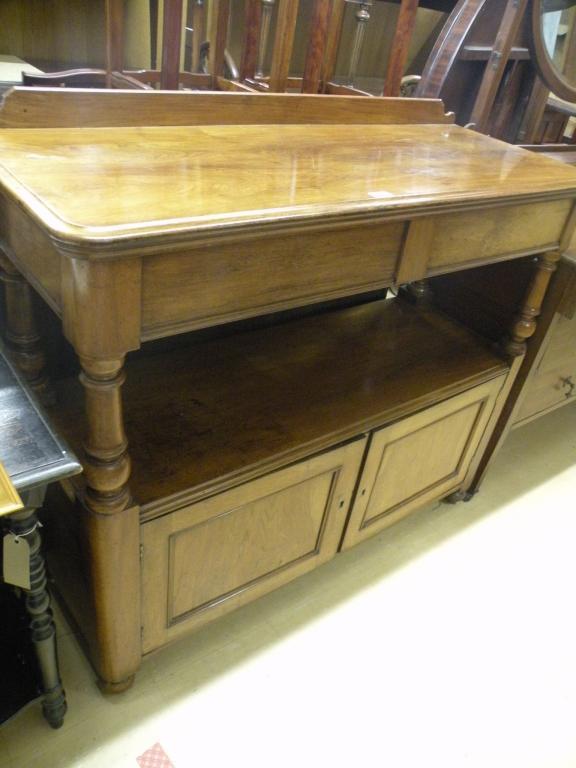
top-left (79, 356), bottom-right (132, 515)
top-left (61, 256), bottom-right (142, 691)
top-left (0, 251), bottom-right (52, 402)
top-left (503, 250), bottom-right (561, 358)
top-left (464, 249), bottom-right (562, 497)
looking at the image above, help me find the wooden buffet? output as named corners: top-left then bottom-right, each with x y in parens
top-left (1, 88), bottom-right (576, 691)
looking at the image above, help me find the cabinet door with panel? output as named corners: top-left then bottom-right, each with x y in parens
top-left (142, 438), bottom-right (367, 652)
top-left (515, 310), bottom-right (576, 424)
top-left (341, 379), bottom-right (505, 550)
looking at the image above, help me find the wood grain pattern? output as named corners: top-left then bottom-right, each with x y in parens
top-left (302, 0), bottom-right (332, 94)
top-left (396, 217), bottom-right (435, 283)
top-left (383, 0), bottom-right (420, 97)
top-left (141, 221), bottom-right (404, 335)
top-left (341, 378), bottom-right (503, 549)
top-left (1, 123), bottom-right (575, 256)
top-left (58, 256), bottom-right (142, 688)
top-left (141, 439), bottom-right (366, 651)
top-left (268, 0), bottom-right (299, 92)
top-left (160, 0), bottom-right (184, 90)
top-left (427, 200), bottom-right (573, 272)
top-left (0, 192), bottom-right (62, 311)
top-left (321, 0), bottom-right (347, 87)
top-left (86, 501), bottom-right (141, 691)
top-left (0, 87), bottom-right (452, 129)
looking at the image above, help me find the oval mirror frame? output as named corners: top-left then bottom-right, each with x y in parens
top-left (530, 0), bottom-right (576, 102)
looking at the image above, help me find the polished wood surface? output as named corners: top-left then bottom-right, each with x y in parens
top-left (341, 379), bottom-right (503, 548)
top-left (139, 221), bottom-right (404, 336)
top-left (0, 88), bottom-right (452, 130)
top-left (1, 90), bottom-right (576, 691)
top-left (1, 119), bottom-right (576, 250)
top-left (142, 439), bottom-right (366, 651)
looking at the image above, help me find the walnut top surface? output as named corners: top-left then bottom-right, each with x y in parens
top-left (0, 121), bottom-right (575, 250)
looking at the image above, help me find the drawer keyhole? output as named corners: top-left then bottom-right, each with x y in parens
top-left (561, 376), bottom-right (575, 399)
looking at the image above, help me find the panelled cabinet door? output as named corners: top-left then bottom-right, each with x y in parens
top-left (142, 438), bottom-right (367, 652)
top-left (515, 311), bottom-right (576, 424)
top-left (341, 379), bottom-right (504, 550)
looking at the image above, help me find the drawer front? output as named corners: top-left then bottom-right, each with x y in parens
top-left (141, 438), bottom-right (367, 652)
top-left (515, 312), bottom-right (576, 423)
top-left (427, 200), bottom-right (572, 273)
top-left (341, 379), bottom-right (504, 550)
top-left (141, 221), bottom-right (404, 338)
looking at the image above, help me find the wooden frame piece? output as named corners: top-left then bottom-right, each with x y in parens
top-left (416, 0), bottom-right (490, 99)
top-left (530, 0), bottom-right (576, 103)
top-left (0, 462), bottom-right (23, 518)
top-left (0, 88), bottom-right (453, 130)
top-left (468, 0), bottom-right (529, 132)
top-left (383, 0), bottom-right (420, 97)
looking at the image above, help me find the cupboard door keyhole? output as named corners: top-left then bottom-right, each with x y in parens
top-left (561, 376), bottom-right (575, 398)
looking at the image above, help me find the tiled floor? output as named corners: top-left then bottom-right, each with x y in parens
top-left (2, 404), bottom-right (576, 768)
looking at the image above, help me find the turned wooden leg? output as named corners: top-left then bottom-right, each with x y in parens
top-left (503, 251), bottom-right (562, 358)
top-left (8, 489), bottom-right (67, 729)
top-left (0, 254), bottom-right (52, 404)
top-left (60, 257), bottom-right (142, 691)
top-left (79, 356), bottom-right (141, 692)
top-left (466, 250), bottom-right (562, 494)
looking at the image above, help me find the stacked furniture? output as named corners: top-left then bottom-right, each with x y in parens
top-left (0, 87), bottom-right (575, 692)
top-left (23, 0), bottom-right (454, 97)
top-left (415, 0), bottom-right (576, 449)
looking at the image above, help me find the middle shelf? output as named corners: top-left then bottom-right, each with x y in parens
top-left (52, 296), bottom-right (508, 516)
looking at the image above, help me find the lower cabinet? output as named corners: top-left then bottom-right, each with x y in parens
top-left (141, 438), bottom-right (367, 652)
top-left (141, 377), bottom-right (504, 652)
top-left (340, 379), bottom-right (503, 549)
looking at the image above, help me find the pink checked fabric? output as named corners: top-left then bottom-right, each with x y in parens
top-left (136, 742), bottom-right (175, 768)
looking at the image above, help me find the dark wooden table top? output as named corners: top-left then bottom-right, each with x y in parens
top-left (0, 352), bottom-right (81, 493)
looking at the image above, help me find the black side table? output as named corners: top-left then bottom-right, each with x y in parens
top-left (0, 350), bottom-right (81, 728)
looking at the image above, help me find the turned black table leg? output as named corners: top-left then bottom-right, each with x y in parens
top-left (9, 488), bottom-right (67, 729)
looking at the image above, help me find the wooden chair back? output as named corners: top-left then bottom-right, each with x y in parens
top-left (223, 0), bottom-right (429, 98)
top-left (415, 0), bottom-right (543, 140)
top-left (20, 0), bottom-right (434, 98)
